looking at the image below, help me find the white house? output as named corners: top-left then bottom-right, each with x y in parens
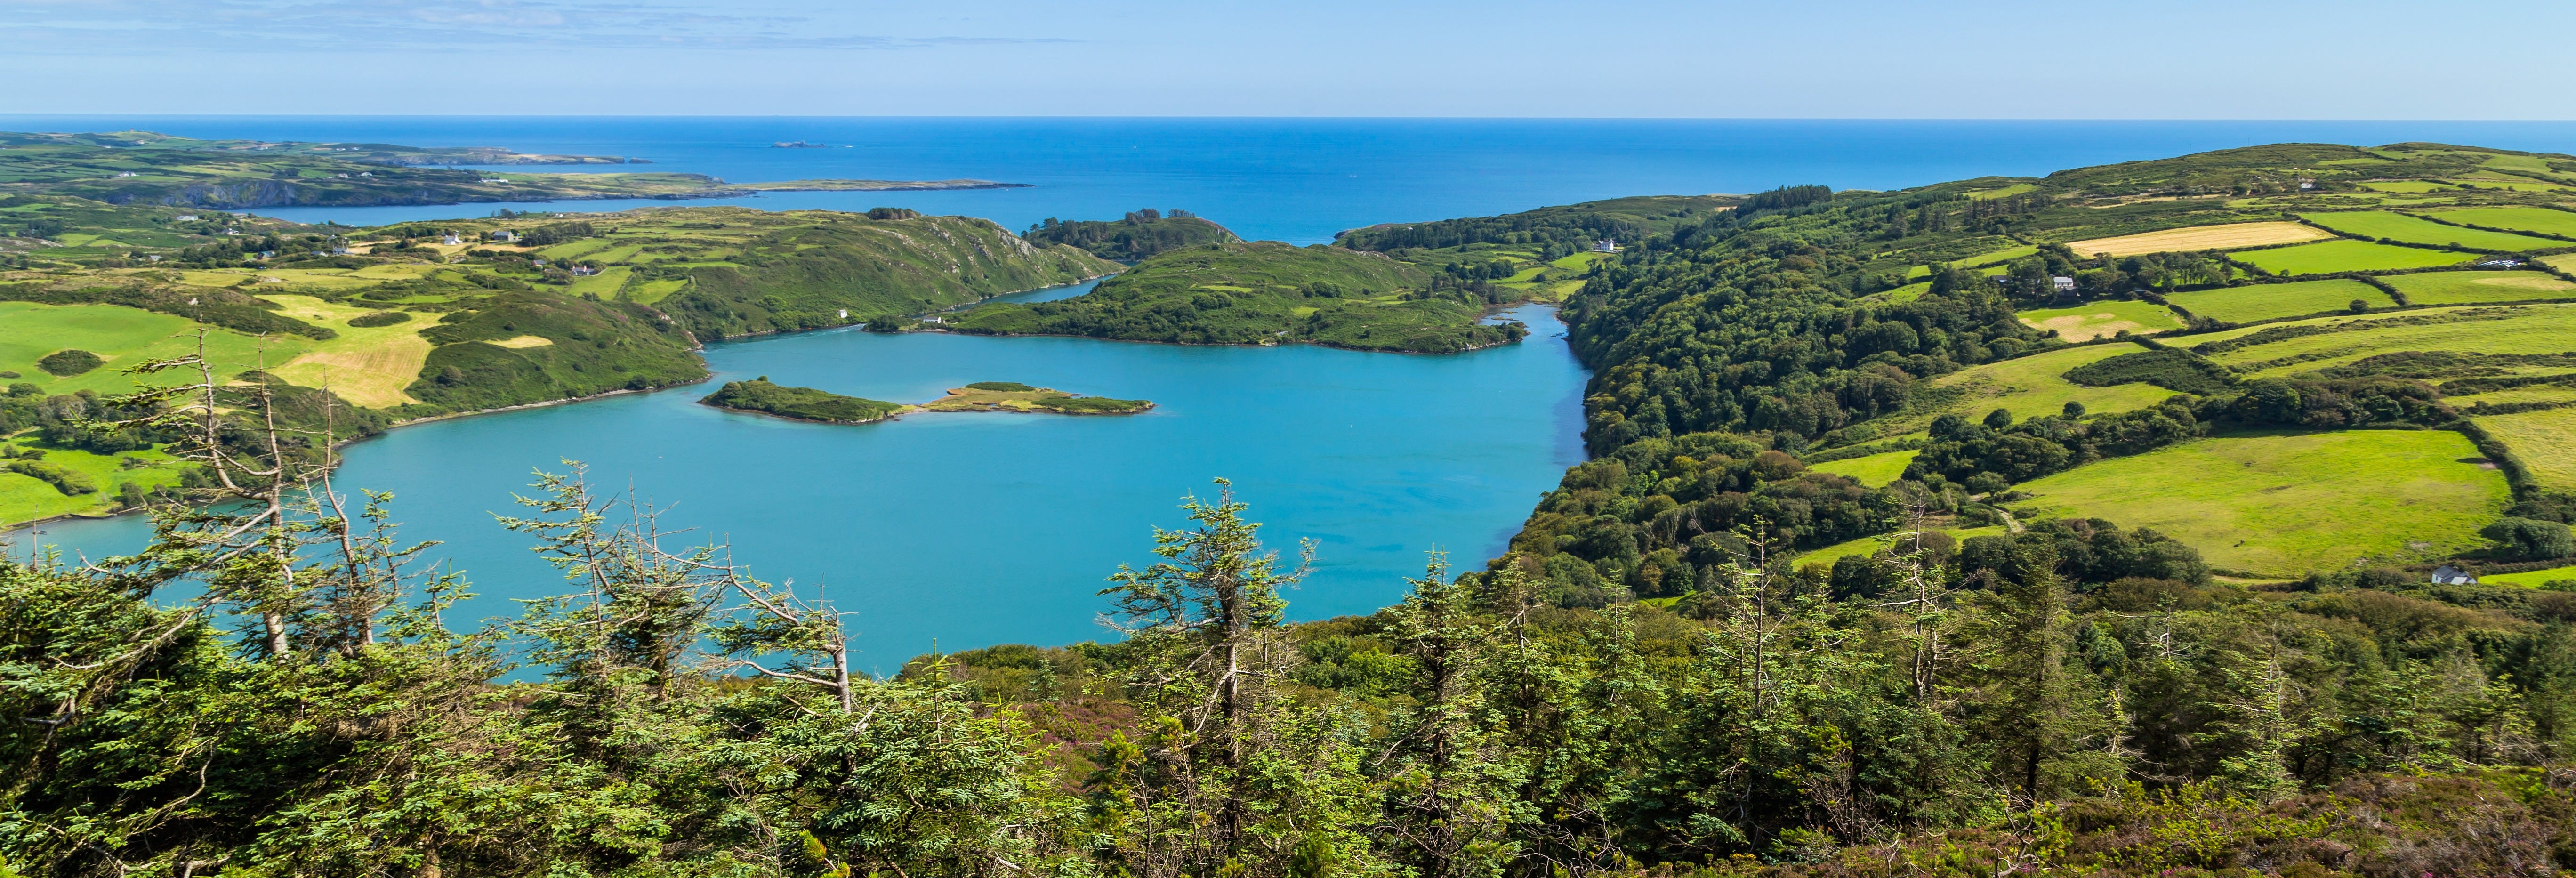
top-left (1593, 238), bottom-right (1621, 253)
top-left (175, 214), bottom-right (198, 221)
top-left (2051, 276), bottom-right (2076, 292)
top-left (2431, 564), bottom-right (2479, 585)
top-left (442, 233), bottom-right (462, 245)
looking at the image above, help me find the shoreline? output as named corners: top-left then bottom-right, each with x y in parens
top-left (920, 299), bottom-right (1550, 357)
top-left (0, 297), bottom-right (1546, 533)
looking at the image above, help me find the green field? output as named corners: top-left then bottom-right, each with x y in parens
top-left (0, 444), bottom-right (187, 525)
top-left (2478, 407), bottom-right (2576, 491)
top-left (1910, 342), bottom-right (2183, 428)
top-left (2426, 206), bottom-right (2576, 238)
top-left (1809, 449), bottom-right (1918, 486)
top-left (2011, 430), bottom-right (2510, 575)
top-left (0, 301), bottom-right (314, 396)
top-left (2383, 271), bottom-right (2576, 306)
top-left (2165, 278), bottom-right (2389, 323)
top-left (2361, 181), bottom-right (2461, 194)
top-left (2300, 211), bottom-right (2562, 251)
top-left (2487, 564), bottom-right (2576, 588)
top-left (2448, 384), bottom-right (2576, 408)
top-left (2196, 304), bottom-right (2576, 377)
top-left (2014, 300), bottom-right (2183, 341)
top-left (2230, 239), bottom-right (2471, 274)
top-left (1791, 525), bottom-right (2010, 570)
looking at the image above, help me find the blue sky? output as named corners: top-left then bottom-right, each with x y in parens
top-left (9, 0), bottom-right (2575, 117)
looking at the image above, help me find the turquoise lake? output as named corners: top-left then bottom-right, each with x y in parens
top-left (15, 303), bottom-right (1585, 672)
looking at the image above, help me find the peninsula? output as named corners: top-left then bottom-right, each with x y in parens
top-left (0, 130), bottom-right (1026, 209)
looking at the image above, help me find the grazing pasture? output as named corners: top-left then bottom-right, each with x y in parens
top-left (2011, 430), bottom-right (2508, 575)
top-left (2166, 278), bottom-right (2389, 323)
top-left (2478, 407), bottom-right (2576, 492)
top-left (2196, 304), bottom-right (2576, 377)
top-left (2300, 210), bottom-right (2560, 251)
top-left (2014, 300), bottom-right (2183, 341)
top-left (254, 295), bottom-right (434, 408)
top-left (1809, 449), bottom-right (1918, 486)
top-left (2427, 206), bottom-right (2576, 239)
top-left (2383, 271), bottom-right (2576, 306)
top-left (2231, 239), bottom-right (2470, 274)
top-left (0, 302), bottom-right (314, 396)
top-left (1927, 342), bottom-right (2183, 423)
top-left (0, 445), bottom-right (187, 526)
top-left (2361, 181), bottom-right (2460, 193)
top-left (2062, 221), bottom-right (2328, 257)
top-left (2487, 564), bottom-right (2576, 588)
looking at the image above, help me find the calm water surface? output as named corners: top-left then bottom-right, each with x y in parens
top-left (14, 305), bottom-right (1585, 670)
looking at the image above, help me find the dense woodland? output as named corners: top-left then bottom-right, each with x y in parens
top-left (16, 145), bottom-right (2576, 876)
top-left (1023, 209), bottom-right (1240, 261)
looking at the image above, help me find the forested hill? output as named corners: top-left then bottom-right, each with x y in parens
top-left (948, 240), bottom-right (1526, 352)
top-left (1336, 193), bottom-right (1739, 257)
top-left (1022, 208), bottom-right (1240, 260)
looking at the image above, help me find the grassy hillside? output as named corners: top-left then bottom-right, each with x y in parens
top-left (1474, 138), bottom-right (2576, 610)
top-left (637, 209), bottom-right (1122, 338)
top-left (1022, 209), bottom-right (1240, 261)
top-left (2010, 429), bottom-right (2510, 575)
top-left (948, 241), bottom-right (1527, 353)
top-left (0, 129), bottom-right (1021, 208)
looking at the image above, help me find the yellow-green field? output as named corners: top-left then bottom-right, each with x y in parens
top-left (2426, 206), bottom-right (2576, 238)
top-left (2300, 211), bottom-right (2561, 251)
top-left (2477, 407), bottom-right (2576, 491)
top-left (2011, 430), bottom-right (2510, 575)
top-left (1922, 342), bottom-right (2183, 425)
top-left (0, 445), bottom-right (187, 525)
top-left (1792, 525), bottom-right (2010, 570)
top-left (2231, 239), bottom-right (2471, 274)
top-left (2360, 181), bottom-right (2461, 194)
top-left (2198, 304), bottom-right (2576, 377)
top-left (2448, 385), bottom-right (2576, 408)
top-left (2062, 221), bottom-right (2328, 258)
top-left (2487, 564), bottom-right (2576, 588)
top-left (2383, 271), bottom-right (2576, 306)
top-left (255, 295), bottom-right (433, 408)
top-left (1809, 449), bottom-right (1918, 486)
top-left (2165, 278), bottom-right (2389, 324)
top-left (2015, 300), bottom-right (2183, 341)
top-left (0, 302), bottom-right (316, 396)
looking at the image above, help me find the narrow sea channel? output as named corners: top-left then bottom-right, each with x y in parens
top-left (12, 303), bottom-right (1588, 671)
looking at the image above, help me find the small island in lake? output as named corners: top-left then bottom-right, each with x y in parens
top-left (700, 378), bottom-right (1152, 424)
top-left (918, 381), bottom-right (1155, 414)
top-left (700, 378), bottom-right (905, 423)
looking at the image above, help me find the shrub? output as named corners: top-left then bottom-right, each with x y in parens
top-left (347, 311), bottom-right (412, 328)
top-left (2483, 516), bottom-right (2576, 560)
top-left (2062, 348), bottom-right (2237, 393)
top-left (966, 381), bottom-right (1036, 392)
top-left (36, 349), bottom-right (103, 377)
top-left (7, 459), bottom-right (97, 495)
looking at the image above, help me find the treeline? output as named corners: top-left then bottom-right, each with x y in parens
top-left (1022, 208), bottom-right (1238, 261)
top-left (1337, 195), bottom-right (1735, 258)
top-left (11, 470), bottom-right (2576, 876)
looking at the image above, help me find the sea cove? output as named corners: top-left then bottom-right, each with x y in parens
top-left (14, 303), bottom-right (1586, 669)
